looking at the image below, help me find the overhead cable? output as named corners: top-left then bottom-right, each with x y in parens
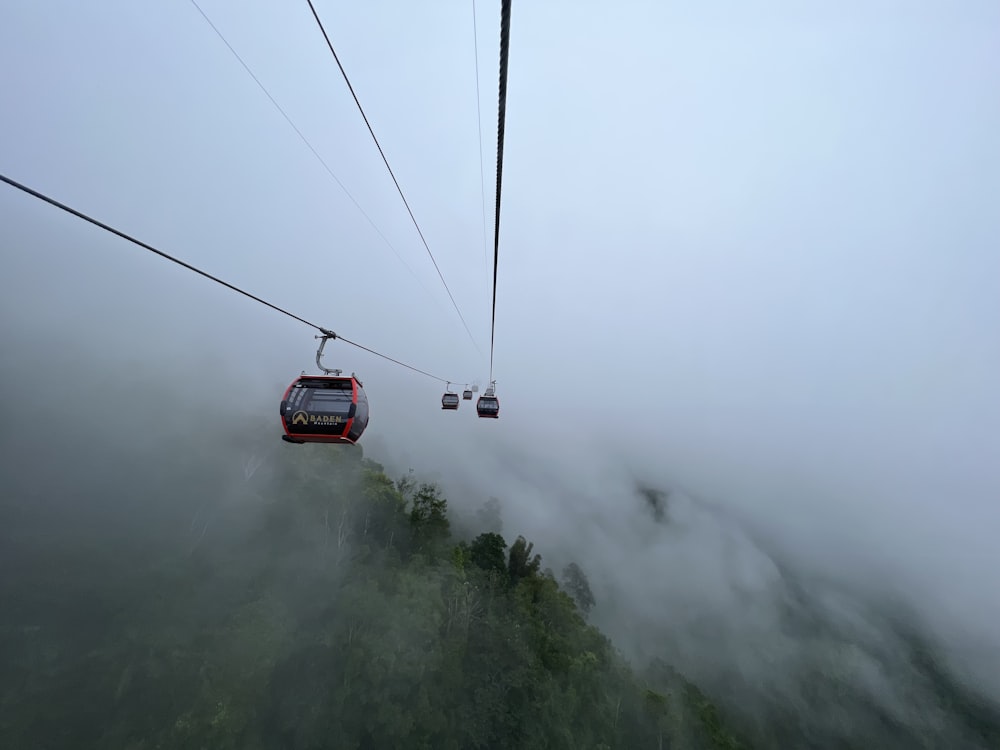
top-left (0, 172), bottom-right (461, 385)
top-left (471, 0), bottom-right (490, 288)
top-left (187, 0), bottom-right (446, 310)
top-left (304, 0), bottom-right (483, 357)
top-left (489, 0), bottom-right (512, 382)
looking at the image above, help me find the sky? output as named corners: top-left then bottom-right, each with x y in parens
top-left (2, 0), bottom-right (999, 700)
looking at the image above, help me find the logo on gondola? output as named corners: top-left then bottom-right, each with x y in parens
top-left (291, 410), bottom-right (344, 426)
top-left (312, 415), bottom-right (344, 425)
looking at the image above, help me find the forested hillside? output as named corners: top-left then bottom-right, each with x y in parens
top-left (0, 430), bottom-right (749, 749)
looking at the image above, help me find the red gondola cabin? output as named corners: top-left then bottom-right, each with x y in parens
top-left (280, 375), bottom-right (369, 445)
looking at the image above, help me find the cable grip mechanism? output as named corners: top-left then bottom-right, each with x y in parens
top-left (315, 330), bottom-right (341, 375)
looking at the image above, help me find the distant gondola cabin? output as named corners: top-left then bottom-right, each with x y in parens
top-left (280, 375), bottom-right (369, 444)
top-left (476, 393), bottom-right (499, 419)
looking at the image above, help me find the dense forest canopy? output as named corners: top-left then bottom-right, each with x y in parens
top-left (2, 399), bottom-right (998, 749)
top-left (1, 414), bottom-right (748, 749)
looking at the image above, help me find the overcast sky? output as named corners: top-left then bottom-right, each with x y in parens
top-left (2, 0), bottom-right (999, 692)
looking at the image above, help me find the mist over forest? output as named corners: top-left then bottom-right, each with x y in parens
top-left (2, 330), bottom-right (999, 748)
top-left (3, 0), bottom-right (1000, 747)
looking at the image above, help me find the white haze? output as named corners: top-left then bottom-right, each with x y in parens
top-left (2, 0), bottom-right (1000, 724)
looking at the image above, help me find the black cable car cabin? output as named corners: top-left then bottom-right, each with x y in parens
top-left (476, 393), bottom-right (500, 418)
top-left (442, 392), bottom-right (460, 410)
top-left (280, 375), bottom-right (369, 444)
top-left (462, 389), bottom-right (473, 400)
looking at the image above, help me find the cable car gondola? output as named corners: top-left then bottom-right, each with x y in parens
top-left (462, 388), bottom-right (473, 400)
top-left (442, 383), bottom-right (460, 410)
top-left (280, 333), bottom-right (370, 445)
top-left (476, 382), bottom-right (500, 419)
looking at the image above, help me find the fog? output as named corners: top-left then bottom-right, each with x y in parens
top-left (2, 0), bottom-right (1000, 745)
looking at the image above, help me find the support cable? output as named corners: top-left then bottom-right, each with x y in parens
top-left (191, 0), bottom-right (430, 294)
top-left (0, 172), bottom-right (461, 385)
top-left (304, 0), bottom-right (482, 356)
top-left (471, 0), bottom-right (490, 288)
top-left (489, 0), bottom-right (512, 382)
top-left (188, 0), bottom-right (437, 302)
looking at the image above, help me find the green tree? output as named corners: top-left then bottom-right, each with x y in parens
top-left (561, 561), bottom-right (596, 615)
top-left (469, 532), bottom-right (508, 576)
top-left (409, 482), bottom-right (451, 559)
top-left (507, 535), bottom-right (542, 584)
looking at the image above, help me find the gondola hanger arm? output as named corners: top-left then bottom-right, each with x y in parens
top-left (315, 332), bottom-right (342, 375)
